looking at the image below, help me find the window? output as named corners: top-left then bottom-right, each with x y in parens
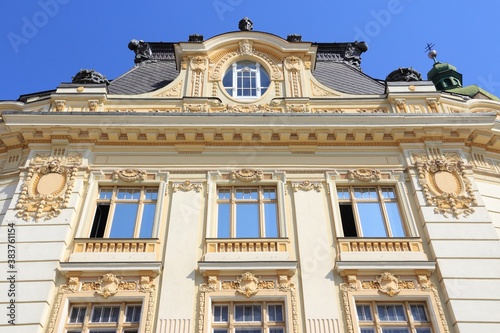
top-left (356, 302), bottom-right (433, 333)
top-left (212, 302), bottom-right (285, 333)
top-left (337, 186), bottom-right (405, 237)
top-left (90, 187), bottom-right (157, 238)
top-left (223, 61), bottom-right (270, 98)
top-left (66, 303), bottom-right (142, 333)
top-left (217, 187), bottom-right (278, 238)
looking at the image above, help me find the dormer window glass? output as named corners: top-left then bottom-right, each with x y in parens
top-left (223, 61), bottom-right (270, 99)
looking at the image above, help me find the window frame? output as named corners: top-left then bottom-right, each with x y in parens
top-left (207, 172), bottom-right (287, 240)
top-left (222, 60), bottom-right (271, 100)
top-left (333, 180), bottom-right (417, 238)
top-left (211, 301), bottom-right (286, 333)
top-left (77, 172), bottom-right (167, 240)
top-left (90, 186), bottom-right (159, 239)
top-left (355, 301), bottom-right (434, 333)
top-left (65, 302), bottom-right (143, 333)
top-left (216, 186), bottom-right (279, 238)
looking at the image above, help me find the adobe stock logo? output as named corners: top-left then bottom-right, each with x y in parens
top-left (8, 0), bottom-right (71, 54)
top-left (353, 0), bottom-right (409, 44)
top-left (213, 0), bottom-right (244, 21)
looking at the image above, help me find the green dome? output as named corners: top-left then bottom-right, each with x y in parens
top-left (427, 62), bottom-right (462, 91)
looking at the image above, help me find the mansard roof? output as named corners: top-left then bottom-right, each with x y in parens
top-left (107, 33), bottom-right (385, 96)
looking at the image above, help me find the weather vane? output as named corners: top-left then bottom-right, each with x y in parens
top-left (425, 43), bottom-right (438, 63)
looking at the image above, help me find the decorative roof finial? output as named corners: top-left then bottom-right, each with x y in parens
top-left (425, 43), bottom-right (438, 63)
top-left (239, 17), bottom-right (253, 31)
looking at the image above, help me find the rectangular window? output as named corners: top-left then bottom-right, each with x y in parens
top-left (90, 187), bottom-right (157, 238)
top-left (66, 303), bottom-right (142, 333)
top-left (217, 187), bottom-right (278, 238)
top-left (212, 302), bottom-right (285, 333)
top-left (356, 302), bottom-right (432, 333)
top-left (337, 186), bottom-right (406, 237)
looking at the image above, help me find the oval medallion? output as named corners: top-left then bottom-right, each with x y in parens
top-left (36, 173), bottom-right (65, 195)
top-left (433, 171), bottom-right (461, 194)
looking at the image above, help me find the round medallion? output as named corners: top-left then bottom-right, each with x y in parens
top-left (36, 173), bottom-right (65, 195)
top-left (433, 171), bottom-right (461, 194)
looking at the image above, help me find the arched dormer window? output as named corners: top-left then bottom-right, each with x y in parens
top-left (223, 60), bottom-right (270, 99)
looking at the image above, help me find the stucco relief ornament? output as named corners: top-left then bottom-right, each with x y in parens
top-left (190, 55), bottom-right (207, 72)
top-left (16, 157), bottom-right (79, 222)
top-left (284, 56), bottom-right (301, 72)
top-left (230, 169), bottom-right (263, 182)
top-left (172, 180), bottom-right (203, 192)
top-left (347, 169), bottom-right (381, 182)
top-left (292, 180), bottom-right (321, 192)
top-left (236, 272), bottom-right (261, 298)
top-left (82, 273), bottom-right (136, 298)
top-left (376, 272), bottom-right (401, 296)
top-left (415, 157), bottom-right (476, 218)
top-left (239, 39), bottom-right (254, 55)
top-left (113, 169), bottom-right (146, 182)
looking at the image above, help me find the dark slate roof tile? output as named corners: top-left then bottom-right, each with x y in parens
top-left (313, 62), bottom-right (386, 95)
top-left (108, 61), bottom-right (179, 95)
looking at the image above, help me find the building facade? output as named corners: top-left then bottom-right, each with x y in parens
top-left (1, 19), bottom-right (500, 333)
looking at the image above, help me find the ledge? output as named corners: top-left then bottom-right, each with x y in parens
top-left (59, 261), bottom-right (162, 275)
top-left (198, 260), bottom-right (297, 275)
top-left (335, 261), bottom-right (436, 275)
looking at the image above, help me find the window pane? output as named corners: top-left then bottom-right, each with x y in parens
top-left (236, 189), bottom-right (258, 200)
top-left (218, 188), bottom-right (231, 200)
top-left (386, 202), bottom-right (405, 237)
top-left (139, 203), bottom-right (156, 238)
top-left (144, 189), bottom-right (158, 200)
top-left (382, 187), bottom-right (396, 199)
top-left (358, 203), bottom-right (387, 237)
top-left (264, 203), bottom-right (278, 237)
top-left (378, 305), bottom-right (406, 321)
top-left (214, 330), bottom-right (229, 333)
top-left (236, 203), bottom-right (259, 238)
top-left (355, 188), bottom-right (378, 199)
top-left (410, 304), bottom-right (428, 322)
top-left (381, 329), bottom-right (410, 333)
top-left (416, 329), bottom-right (432, 333)
top-left (117, 188), bottom-right (140, 200)
top-left (269, 329), bottom-right (284, 333)
top-left (69, 306), bottom-right (86, 323)
top-left (235, 305), bottom-right (243, 321)
top-left (337, 188), bottom-right (351, 200)
top-left (268, 304), bottom-right (283, 322)
top-left (217, 203), bottom-right (231, 238)
top-left (99, 188), bottom-right (113, 199)
top-left (356, 304), bottom-right (373, 321)
top-left (263, 188), bottom-right (276, 200)
top-left (125, 305), bottom-right (141, 323)
top-left (214, 305), bottom-right (228, 322)
top-left (109, 203), bottom-right (138, 238)
top-left (360, 329), bottom-right (375, 333)
top-left (235, 330), bottom-right (262, 333)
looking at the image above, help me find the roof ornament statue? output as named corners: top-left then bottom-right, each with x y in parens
top-left (72, 69), bottom-right (109, 84)
top-left (386, 67), bottom-right (423, 82)
top-left (128, 39), bottom-right (152, 64)
top-left (344, 41), bottom-right (368, 69)
top-left (239, 17), bottom-right (253, 31)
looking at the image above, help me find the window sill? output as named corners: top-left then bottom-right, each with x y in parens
top-left (337, 237), bottom-right (429, 262)
top-left (204, 238), bottom-right (291, 262)
top-left (69, 238), bottom-right (160, 262)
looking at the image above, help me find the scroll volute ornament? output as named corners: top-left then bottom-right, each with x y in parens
top-left (16, 156), bottom-right (80, 222)
top-left (415, 157), bottom-right (476, 218)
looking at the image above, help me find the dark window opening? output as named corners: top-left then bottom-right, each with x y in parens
top-left (339, 204), bottom-right (357, 237)
top-left (90, 204), bottom-right (109, 238)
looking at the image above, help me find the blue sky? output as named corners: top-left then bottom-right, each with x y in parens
top-left (2, 0), bottom-right (500, 100)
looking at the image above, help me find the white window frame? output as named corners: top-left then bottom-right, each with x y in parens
top-left (223, 60), bottom-right (270, 99)
top-left (206, 171), bottom-right (287, 240)
top-left (76, 172), bottom-right (167, 239)
top-left (328, 175), bottom-right (418, 238)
